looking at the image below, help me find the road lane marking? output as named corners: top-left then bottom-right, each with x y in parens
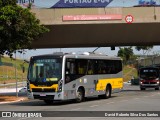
top-left (143, 96), bottom-right (149, 97)
top-left (134, 98), bottom-right (140, 100)
top-left (150, 94), bottom-right (155, 97)
top-left (120, 100), bottom-right (129, 102)
top-left (90, 105), bottom-right (99, 107)
top-left (106, 102), bottom-right (114, 104)
top-left (70, 108), bottom-right (81, 111)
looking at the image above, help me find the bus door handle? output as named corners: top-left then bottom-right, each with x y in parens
top-left (94, 80), bottom-right (98, 84)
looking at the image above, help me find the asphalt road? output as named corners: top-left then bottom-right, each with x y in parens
top-left (0, 84), bottom-right (160, 120)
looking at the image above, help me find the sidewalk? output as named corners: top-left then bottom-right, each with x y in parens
top-left (0, 87), bottom-right (22, 93)
top-left (0, 95), bottom-right (28, 104)
top-left (0, 87), bottom-right (28, 104)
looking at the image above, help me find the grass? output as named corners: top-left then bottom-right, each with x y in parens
top-left (0, 56), bottom-right (29, 84)
top-left (123, 65), bottom-right (138, 82)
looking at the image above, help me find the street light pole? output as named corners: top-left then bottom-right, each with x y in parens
top-left (15, 51), bottom-right (18, 97)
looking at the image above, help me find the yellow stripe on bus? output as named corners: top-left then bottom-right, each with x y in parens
top-left (30, 84), bottom-right (58, 92)
top-left (96, 78), bottom-right (123, 91)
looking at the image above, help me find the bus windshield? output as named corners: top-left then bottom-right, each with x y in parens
top-left (140, 68), bottom-right (159, 79)
top-left (28, 57), bottom-right (62, 83)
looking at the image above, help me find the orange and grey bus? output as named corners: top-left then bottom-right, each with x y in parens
top-left (27, 52), bottom-right (123, 104)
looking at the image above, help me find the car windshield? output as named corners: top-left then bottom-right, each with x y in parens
top-left (140, 68), bottom-right (159, 79)
top-left (28, 57), bottom-right (62, 83)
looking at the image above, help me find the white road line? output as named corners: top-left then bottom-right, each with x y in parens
top-left (90, 105), bottom-right (99, 107)
top-left (134, 98), bottom-right (140, 100)
top-left (70, 108), bottom-right (81, 111)
top-left (120, 100), bottom-right (129, 102)
top-left (151, 94), bottom-right (155, 97)
top-left (143, 96), bottom-right (149, 97)
top-left (106, 102), bottom-right (114, 104)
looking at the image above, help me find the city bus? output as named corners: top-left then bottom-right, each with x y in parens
top-left (139, 66), bottom-right (160, 90)
top-left (27, 52), bottom-right (123, 104)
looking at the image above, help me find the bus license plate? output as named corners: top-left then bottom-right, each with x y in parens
top-left (40, 94), bottom-right (46, 96)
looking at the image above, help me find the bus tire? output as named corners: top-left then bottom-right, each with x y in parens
top-left (155, 87), bottom-right (159, 90)
top-left (44, 100), bottom-right (53, 105)
top-left (140, 87), bottom-right (145, 90)
top-left (104, 85), bottom-right (111, 99)
top-left (75, 88), bottom-right (84, 103)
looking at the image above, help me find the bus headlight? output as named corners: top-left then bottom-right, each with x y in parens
top-left (58, 80), bottom-right (63, 92)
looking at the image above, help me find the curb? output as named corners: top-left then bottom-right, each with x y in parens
top-left (0, 98), bottom-right (27, 104)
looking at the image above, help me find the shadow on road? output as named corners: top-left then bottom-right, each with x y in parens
top-left (10, 96), bottom-right (117, 106)
top-left (122, 89), bottom-right (159, 92)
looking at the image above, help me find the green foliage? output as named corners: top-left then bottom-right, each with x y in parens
top-left (135, 46), bottom-right (153, 51)
top-left (0, 0), bottom-right (16, 7)
top-left (135, 46), bottom-right (153, 55)
top-left (0, 0), bottom-right (49, 57)
top-left (118, 47), bottom-right (134, 64)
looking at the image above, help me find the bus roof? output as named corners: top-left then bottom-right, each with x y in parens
top-left (30, 52), bottom-right (121, 60)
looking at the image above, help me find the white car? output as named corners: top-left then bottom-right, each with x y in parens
top-left (19, 87), bottom-right (27, 93)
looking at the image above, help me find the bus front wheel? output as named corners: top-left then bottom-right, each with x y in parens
top-left (75, 88), bottom-right (84, 103)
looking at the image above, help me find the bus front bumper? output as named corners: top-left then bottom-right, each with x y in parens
top-left (140, 84), bottom-right (159, 88)
top-left (27, 92), bottom-right (64, 100)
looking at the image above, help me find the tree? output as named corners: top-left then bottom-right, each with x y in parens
top-left (0, 0), bottom-right (16, 7)
top-left (0, 0), bottom-right (49, 57)
top-left (135, 46), bottom-right (153, 55)
top-left (135, 46), bottom-right (154, 66)
top-left (117, 47), bottom-right (134, 64)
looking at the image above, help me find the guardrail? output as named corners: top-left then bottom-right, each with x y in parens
top-left (0, 82), bottom-right (26, 88)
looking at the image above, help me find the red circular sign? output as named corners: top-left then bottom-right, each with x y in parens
top-left (125, 15), bottom-right (134, 23)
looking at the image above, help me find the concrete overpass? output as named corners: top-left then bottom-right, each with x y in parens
top-left (31, 7), bottom-right (160, 48)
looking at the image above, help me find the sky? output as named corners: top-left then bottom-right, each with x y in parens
top-left (15, 46), bottom-right (160, 60)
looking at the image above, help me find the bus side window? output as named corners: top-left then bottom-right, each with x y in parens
top-left (87, 60), bottom-right (96, 75)
top-left (76, 59), bottom-right (87, 75)
top-left (78, 63), bottom-right (84, 74)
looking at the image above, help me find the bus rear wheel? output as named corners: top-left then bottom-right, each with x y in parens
top-left (99, 85), bottom-right (111, 99)
top-left (75, 88), bottom-right (84, 103)
top-left (44, 100), bottom-right (53, 105)
top-left (104, 85), bottom-right (111, 99)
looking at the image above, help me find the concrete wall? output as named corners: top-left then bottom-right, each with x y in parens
top-left (31, 7), bottom-right (160, 25)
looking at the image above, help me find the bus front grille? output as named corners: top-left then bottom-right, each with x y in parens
top-left (32, 88), bottom-right (55, 92)
top-left (143, 82), bottom-right (157, 84)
